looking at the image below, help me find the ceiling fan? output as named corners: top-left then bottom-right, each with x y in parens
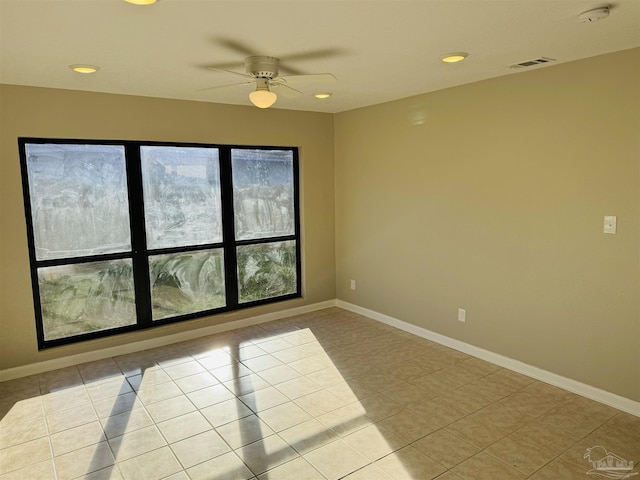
top-left (206, 55), bottom-right (336, 108)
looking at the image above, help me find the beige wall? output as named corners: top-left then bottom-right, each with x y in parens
top-left (334, 49), bottom-right (640, 402)
top-left (2, 49), bottom-right (639, 403)
top-left (0, 85), bottom-right (336, 370)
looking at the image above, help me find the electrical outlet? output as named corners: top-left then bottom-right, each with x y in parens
top-left (458, 308), bottom-right (466, 323)
top-left (350, 279), bottom-right (356, 290)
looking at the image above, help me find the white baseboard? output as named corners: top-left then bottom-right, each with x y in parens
top-left (0, 300), bottom-right (337, 383)
top-left (336, 300), bottom-right (640, 417)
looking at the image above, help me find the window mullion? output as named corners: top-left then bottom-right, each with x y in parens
top-left (124, 143), bottom-right (152, 326)
top-left (19, 141), bottom-right (47, 348)
top-left (219, 148), bottom-right (239, 309)
top-left (292, 148), bottom-right (302, 296)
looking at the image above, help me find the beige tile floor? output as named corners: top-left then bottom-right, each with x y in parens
top-left (1, 307), bottom-right (638, 480)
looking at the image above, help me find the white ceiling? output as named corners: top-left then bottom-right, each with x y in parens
top-left (1, 0), bottom-right (638, 114)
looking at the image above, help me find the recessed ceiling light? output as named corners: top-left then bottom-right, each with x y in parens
top-left (124, 0), bottom-right (158, 4)
top-left (314, 93), bottom-right (332, 99)
top-left (441, 52), bottom-right (468, 63)
top-left (69, 64), bottom-right (100, 74)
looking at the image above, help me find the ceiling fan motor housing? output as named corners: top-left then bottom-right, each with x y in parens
top-left (245, 56), bottom-right (279, 78)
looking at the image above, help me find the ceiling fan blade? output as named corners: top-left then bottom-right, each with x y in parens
top-left (209, 39), bottom-right (344, 75)
top-left (200, 61), bottom-right (244, 70)
top-left (207, 67), bottom-right (253, 79)
top-left (277, 65), bottom-right (303, 76)
top-left (279, 48), bottom-right (344, 63)
top-left (271, 83), bottom-right (303, 99)
top-left (278, 48), bottom-right (344, 75)
top-left (199, 81), bottom-right (253, 92)
top-left (278, 73), bottom-right (337, 85)
top-left (215, 38), bottom-right (259, 57)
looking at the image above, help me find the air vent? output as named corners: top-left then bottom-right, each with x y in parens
top-left (508, 57), bottom-right (556, 69)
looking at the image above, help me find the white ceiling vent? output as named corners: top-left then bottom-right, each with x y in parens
top-left (508, 57), bottom-right (556, 69)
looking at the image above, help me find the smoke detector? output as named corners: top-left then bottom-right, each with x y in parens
top-left (578, 6), bottom-right (610, 23)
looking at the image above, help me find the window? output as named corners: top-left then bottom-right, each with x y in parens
top-left (19, 139), bottom-right (301, 348)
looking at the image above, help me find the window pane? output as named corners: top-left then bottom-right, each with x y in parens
top-left (232, 149), bottom-right (295, 241)
top-left (141, 146), bottom-right (222, 249)
top-left (150, 249), bottom-right (225, 320)
top-left (25, 143), bottom-right (131, 261)
top-left (38, 260), bottom-right (136, 341)
top-left (237, 241), bottom-right (297, 303)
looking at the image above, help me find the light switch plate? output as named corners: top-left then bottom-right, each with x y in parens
top-left (604, 215), bottom-right (617, 234)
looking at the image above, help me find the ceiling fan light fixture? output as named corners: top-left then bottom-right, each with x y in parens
top-left (314, 92), bottom-right (332, 99)
top-left (441, 52), bottom-right (468, 63)
top-left (69, 64), bottom-right (99, 74)
top-left (249, 89), bottom-right (277, 108)
top-left (249, 77), bottom-right (277, 108)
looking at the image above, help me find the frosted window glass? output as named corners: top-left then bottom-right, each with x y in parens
top-left (25, 144), bottom-right (131, 261)
top-left (232, 149), bottom-right (294, 241)
top-left (141, 146), bottom-right (222, 249)
top-left (150, 249), bottom-right (226, 320)
top-left (237, 241), bottom-right (296, 303)
top-left (38, 260), bottom-right (136, 341)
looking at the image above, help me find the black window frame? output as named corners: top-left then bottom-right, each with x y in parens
top-left (18, 138), bottom-right (302, 349)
